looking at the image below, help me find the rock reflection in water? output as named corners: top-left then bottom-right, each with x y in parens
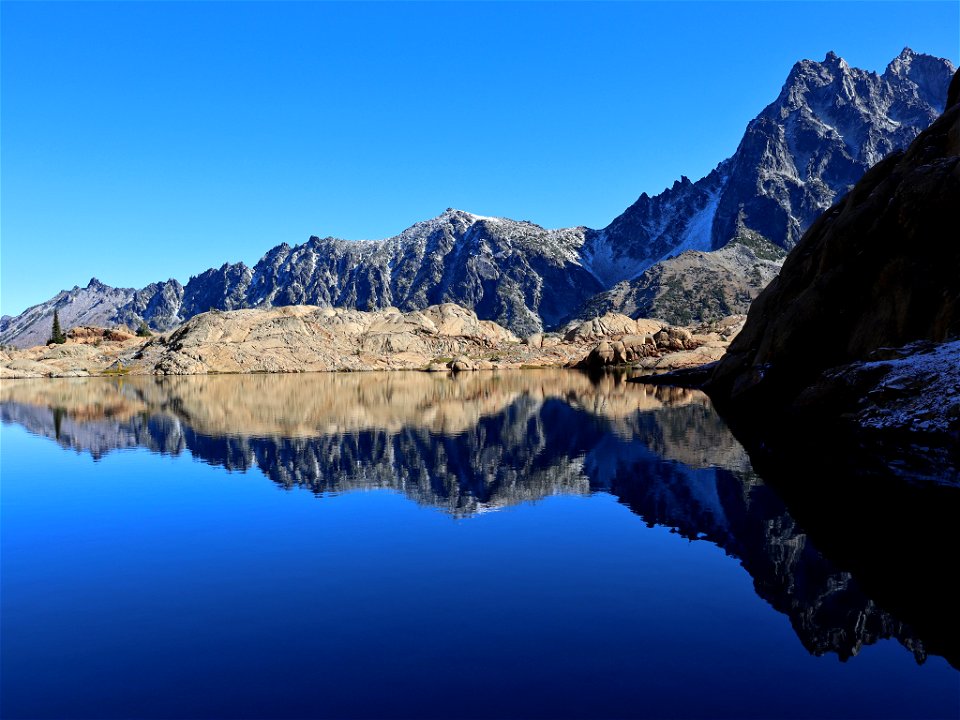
top-left (0, 371), bottom-right (950, 668)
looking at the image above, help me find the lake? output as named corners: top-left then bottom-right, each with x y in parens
top-left (1, 371), bottom-right (957, 719)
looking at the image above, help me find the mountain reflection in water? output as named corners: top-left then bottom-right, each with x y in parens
top-left (1, 371), bottom-right (955, 672)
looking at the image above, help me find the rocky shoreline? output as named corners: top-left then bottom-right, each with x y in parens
top-left (0, 303), bottom-right (744, 379)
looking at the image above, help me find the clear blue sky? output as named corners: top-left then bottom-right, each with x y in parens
top-left (2, 1), bottom-right (957, 315)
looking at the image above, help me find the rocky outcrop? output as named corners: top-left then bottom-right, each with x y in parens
top-left (0, 305), bottom-right (741, 378)
top-left (562, 315), bottom-right (663, 343)
top-left (800, 340), bottom-right (960, 437)
top-left (148, 303), bottom-right (528, 375)
top-left (575, 315), bottom-right (746, 372)
top-left (66, 326), bottom-right (137, 344)
top-left (784, 340), bottom-right (960, 472)
top-left (1, 51), bottom-right (952, 348)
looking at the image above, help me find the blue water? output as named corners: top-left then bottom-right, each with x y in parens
top-left (1, 373), bottom-right (957, 719)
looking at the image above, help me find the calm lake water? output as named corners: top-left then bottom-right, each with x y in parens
top-left (2, 371), bottom-right (957, 719)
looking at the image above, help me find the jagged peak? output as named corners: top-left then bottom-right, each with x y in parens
top-left (285, 210), bottom-right (501, 253)
top-left (787, 56), bottom-right (823, 75)
top-left (439, 207), bottom-right (503, 223)
top-left (382, 207), bottom-right (515, 238)
top-left (884, 46), bottom-right (955, 77)
top-left (774, 48), bottom-right (953, 115)
top-left (886, 47), bottom-right (917, 74)
top-left (786, 51), bottom-right (848, 81)
top-left (824, 50), bottom-right (850, 71)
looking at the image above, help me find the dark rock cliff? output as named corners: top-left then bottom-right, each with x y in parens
top-left (707, 70), bottom-right (960, 425)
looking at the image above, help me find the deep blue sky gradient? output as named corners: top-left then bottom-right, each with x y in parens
top-left (2, 1), bottom-right (957, 315)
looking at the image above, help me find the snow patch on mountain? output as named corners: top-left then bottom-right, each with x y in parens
top-left (656, 187), bottom-right (722, 264)
top-left (579, 230), bottom-right (650, 288)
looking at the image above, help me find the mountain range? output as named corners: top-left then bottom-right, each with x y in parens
top-left (1, 48), bottom-right (954, 348)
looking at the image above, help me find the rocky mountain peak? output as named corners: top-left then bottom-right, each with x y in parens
top-left (438, 207), bottom-right (503, 226)
top-left (784, 54), bottom-right (837, 87)
top-left (777, 52), bottom-right (859, 112)
top-left (821, 50), bottom-right (847, 69)
top-left (886, 46), bottom-right (920, 75)
top-left (884, 48), bottom-right (955, 106)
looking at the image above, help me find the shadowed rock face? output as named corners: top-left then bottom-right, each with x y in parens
top-left (707, 70), bottom-right (960, 438)
top-left (2, 372), bottom-right (956, 668)
top-left (1, 51), bottom-right (952, 347)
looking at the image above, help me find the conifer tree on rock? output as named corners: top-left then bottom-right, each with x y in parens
top-left (48, 309), bottom-right (66, 345)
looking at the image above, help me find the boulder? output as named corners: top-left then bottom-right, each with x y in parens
top-left (563, 313), bottom-right (644, 342)
top-left (523, 333), bottom-right (544, 349)
top-left (634, 319), bottom-right (664, 336)
top-left (450, 356), bottom-right (474, 372)
top-left (582, 341), bottom-right (616, 368)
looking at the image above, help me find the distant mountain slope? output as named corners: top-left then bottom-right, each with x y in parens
top-left (4, 212), bottom-right (603, 345)
top-left (574, 231), bottom-right (787, 326)
top-left (1, 49), bottom-right (953, 347)
top-left (0, 279), bottom-right (143, 350)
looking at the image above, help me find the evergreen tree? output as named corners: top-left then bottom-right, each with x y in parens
top-left (49, 309), bottom-right (66, 344)
top-left (136, 321), bottom-right (152, 337)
